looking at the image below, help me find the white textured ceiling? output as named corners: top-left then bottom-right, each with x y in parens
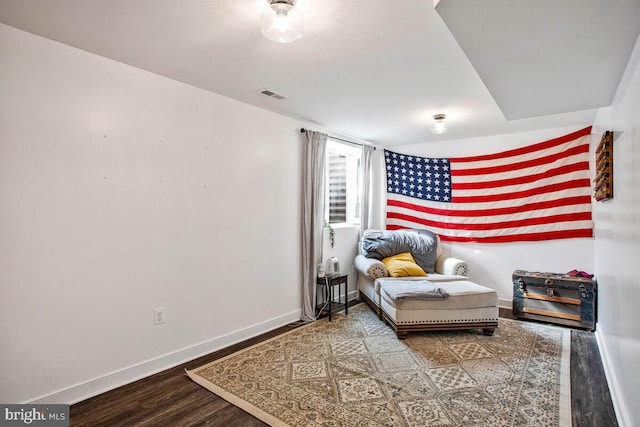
top-left (0, 0), bottom-right (639, 147)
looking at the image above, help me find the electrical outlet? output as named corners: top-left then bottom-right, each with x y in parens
top-left (154, 307), bottom-right (166, 325)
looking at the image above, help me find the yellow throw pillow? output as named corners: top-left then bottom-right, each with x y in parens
top-left (381, 252), bottom-right (427, 278)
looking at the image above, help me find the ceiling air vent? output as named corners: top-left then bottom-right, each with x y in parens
top-left (260, 89), bottom-right (286, 100)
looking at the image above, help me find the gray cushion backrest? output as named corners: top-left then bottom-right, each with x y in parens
top-left (362, 229), bottom-right (438, 273)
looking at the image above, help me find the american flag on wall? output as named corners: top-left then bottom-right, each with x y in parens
top-left (385, 126), bottom-right (593, 243)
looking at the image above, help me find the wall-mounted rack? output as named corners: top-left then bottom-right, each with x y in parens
top-left (593, 131), bottom-right (613, 202)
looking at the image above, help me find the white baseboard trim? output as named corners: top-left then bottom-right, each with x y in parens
top-left (498, 298), bottom-right (512, 309)
top-left (595, 327), bottom-right (629, 427)
top-left (29, 309), bottom-right (302, 405)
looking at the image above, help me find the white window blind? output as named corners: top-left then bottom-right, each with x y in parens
top-left (325, 140), bottom-right (362, 225)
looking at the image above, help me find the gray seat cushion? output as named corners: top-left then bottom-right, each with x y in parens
top-left (378, 279), bottom-right (498, 310)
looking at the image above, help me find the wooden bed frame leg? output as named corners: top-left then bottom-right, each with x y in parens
top-left (483, 328), bottom-right (496, 336)
top-left (396, 331), bottom-right (408, 339)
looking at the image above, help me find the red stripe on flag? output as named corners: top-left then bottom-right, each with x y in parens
top-left (440, 229), bottom-right (594, 243)
top-left (450, 143), bottom-right (589, 176)
top-left (387, 211), bottom-right (592, 231)
top-left (387, 195), bottom-right (592, 217)
top-left (386, 224), bottom-right (594, 243)
top-left (453, 162), bottom-right (589, 190)
top-left (451, 179), bottom-right (591, 203)
top-left (449, 126), bottom-right (592, 163)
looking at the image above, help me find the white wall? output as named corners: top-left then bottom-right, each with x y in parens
top-left (0, 24), bottom-right (308, 403)
top-left (378, 127), bottom-right (595, 306)
top-left (321, 225), bottom-right (360, 302)
top-left (592, 34), bottom-right (640, 427)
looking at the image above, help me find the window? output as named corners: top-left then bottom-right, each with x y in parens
top-left (325, 140), bottom-right (362, 225)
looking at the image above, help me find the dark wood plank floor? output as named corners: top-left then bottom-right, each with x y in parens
top-left (570, 330), bottom-right (618, 426)
top-left (70, 305), bottom-right (618, 426)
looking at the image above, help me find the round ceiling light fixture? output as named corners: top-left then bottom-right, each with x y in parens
top-left (432, 113), bottom-right (448, 134)
top-left (261, 0), bottom-right (304, 43)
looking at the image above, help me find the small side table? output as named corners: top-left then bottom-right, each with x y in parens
top-left (316, 272), bottom-right (348, 321)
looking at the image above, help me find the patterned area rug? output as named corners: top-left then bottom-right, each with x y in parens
top-left (187, 304), bottom-right (570, 426)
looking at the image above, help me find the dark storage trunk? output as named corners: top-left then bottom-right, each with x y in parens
top-left (512, 270), bottom-right (597, 331)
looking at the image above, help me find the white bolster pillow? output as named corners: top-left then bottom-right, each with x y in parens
top-left (354, 254), bottom-right (388, 279)
top-left (436, 256), bottom-right (469, 277)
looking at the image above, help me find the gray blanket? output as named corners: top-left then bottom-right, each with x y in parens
top-left (380, 280), bottom-right (449, 300)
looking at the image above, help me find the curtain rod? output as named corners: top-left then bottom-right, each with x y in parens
top-left (300, 128), bottom-right (374, 149)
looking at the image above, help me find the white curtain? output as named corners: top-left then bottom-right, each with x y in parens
top-left (360, 144), bottom-right (375, 235)
top-left (301, 130), bottom-right (328, 322)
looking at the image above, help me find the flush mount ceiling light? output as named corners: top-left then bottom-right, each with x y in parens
top-left (432, 114), bottom-right (448, 134)
top-left (261, 0), bottom-right (304, 43)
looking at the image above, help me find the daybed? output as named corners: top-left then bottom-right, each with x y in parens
top-left (355, 229), bottom-right (499, 338)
